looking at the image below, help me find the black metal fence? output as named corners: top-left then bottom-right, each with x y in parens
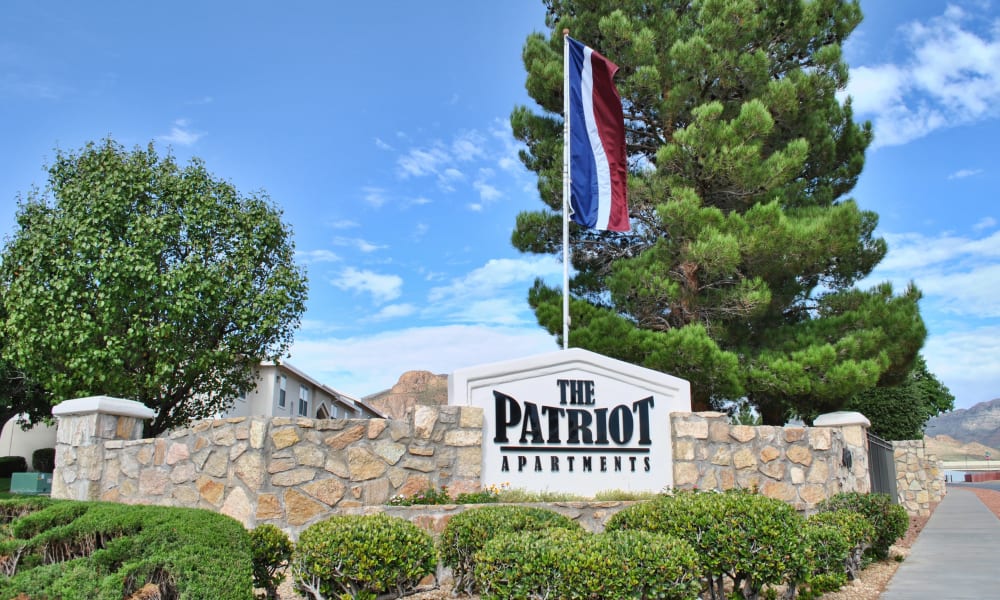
top-left (867, 431), bottom-right (898, 502)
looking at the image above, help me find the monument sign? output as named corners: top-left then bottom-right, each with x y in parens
top-left (449, 348), bottom-right (691, 496)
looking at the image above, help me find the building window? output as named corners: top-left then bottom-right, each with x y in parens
top-left (277, 375), bottom-right (287, 408)
top-left (298, 385), bottom-right (310, 417)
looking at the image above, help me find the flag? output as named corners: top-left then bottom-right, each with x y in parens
top-left (567, 36), bottom-right (629, 232)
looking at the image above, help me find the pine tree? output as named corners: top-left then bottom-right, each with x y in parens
top-left (511, 0), bottom-right (926, 423)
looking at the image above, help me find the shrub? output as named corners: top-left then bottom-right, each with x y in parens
top-left (816, 492), bottom-right (908, 560)
top-left (0, 499), bottom-right (254, 599)
top-left (292, 513), bottom-right (435, 600)
top-left (0, 456), bottom-right (28, 478)
top-left (807, 509), bottom-right (874, 579)
top-left (250, 524), bottom-right (293, 599)
top-left (31, 448), bottom-right (56, 473)
top-left (475, 528), bottom-right (702, 600)
top-left (387, 485), bottom-right (452, 506)
top-left (439, 505), bottom-right (582, 595)
top-left (607, 490), bottom-right (806, 600)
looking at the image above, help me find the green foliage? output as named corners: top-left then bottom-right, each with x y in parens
top-left (386, 485), bottom-right (454, 506)
top-left (0, 138), bottom-right (308, 435)
top-left (846, 355), bottom-right (955, 440)
top-left (438, 505), bottom-right (582, 595)
top-left (0, 457), bottom-right (27, 478)
top-left (291, 513), bottom-right (435, 600)
top-left (817, 492), bottom-right (908, 560)
top-left (512, 0), bottom-right (926, 423)
top-left (30, 448), bottom-right (55, 474)
top-left (808, 509), bottom-right (874, 580)
top-left (250, 524), bottom-right (293, 599)
top-left (0, 498), bottom-right (254, 599)
top-left (475, 528), bottom-right (702, 600)
top-left (607, 490), bottom-right (806, 599)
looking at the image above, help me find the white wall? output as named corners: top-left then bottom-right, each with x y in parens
top-left (0, 418), bottom-right (56, 469)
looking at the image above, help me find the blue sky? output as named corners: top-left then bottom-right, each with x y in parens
top-left (1, 1), bottom-right (997, 411)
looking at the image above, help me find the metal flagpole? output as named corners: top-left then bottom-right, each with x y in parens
top-left (562, 29), bottom-right (571, 351)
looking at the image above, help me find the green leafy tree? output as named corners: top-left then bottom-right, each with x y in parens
top-left (845, 356), bottom-right (954, 440)
top-left (1, 139), bottom-right (308, 435)
top-left (512, 0), bottom-right (926, 423)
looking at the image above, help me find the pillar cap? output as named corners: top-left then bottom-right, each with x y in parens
top-left (52, 396), bottom-right (155, 419)
top-left (813, 411), bottom-right (870, 428)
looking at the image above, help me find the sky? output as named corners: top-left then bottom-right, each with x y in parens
top-left (1, 1), bottom-right (997, 411)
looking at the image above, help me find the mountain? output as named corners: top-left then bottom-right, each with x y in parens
top-left (925, 398), bottom-right (1000, 449)
top-left (364, 370), bottom-right (448, 420)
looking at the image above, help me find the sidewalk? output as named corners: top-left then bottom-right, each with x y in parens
top-left (881, 486), bottom-right (1000, 599)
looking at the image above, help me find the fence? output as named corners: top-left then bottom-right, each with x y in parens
top-left (867, 431), bottom-right (898, 502)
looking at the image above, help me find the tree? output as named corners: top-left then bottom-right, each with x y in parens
top-left (1, 139), bottom-right (308, 435)
top-left (845, 356), bottom-right (954, 440)
top-left (511, 0), bottom-right (926, 423)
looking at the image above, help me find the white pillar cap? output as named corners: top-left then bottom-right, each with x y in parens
top-left (52, 396), bottom-right (155, 419)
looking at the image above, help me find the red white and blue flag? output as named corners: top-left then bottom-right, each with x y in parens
top-left (567, 36), bottom-right (629, 232)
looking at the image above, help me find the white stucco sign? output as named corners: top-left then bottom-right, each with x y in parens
top-left (449, 348), bottom-right (691, 496)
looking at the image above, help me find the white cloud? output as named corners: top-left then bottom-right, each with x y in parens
top-left (157, 119), bottom-right (203, 146)
top-left (328, 219), bottom-right (360, 229)
top-left (370, 303), bottom-right (417, 321)
top-left (409, 196), bottom-right (432, 206)
top-left (473, 181), bottom-right (502, 202)
top-left (332, 267), bottom-right (403, 304)
top-left (295, 249), bottom-right (340, 264)
top-left (288, 325), bottom-right (557, 397)
top-left (398, 146), bottom-right (451, 178)
top-left (452, 130), bottom-right (487, 161)
top-left (845, 5), bottom-right (1000, 148)
top-left (467, 203), bottom-right (484, 212)
top-left (332, 237), bottom-right (386, 253)
top-left (412, 223), bottom-right (429, 241)
top-left (362, 186), bottom-right (387, 208)
top-left (948, 168), bottom-right (984, 179)
top-left (922, 325), bottom-right (1000, 408)
top-left (973, 216), bottom-right (997, 231)
top-left (869, 229), bottom-right (1000, 317)
top-left (374, 137), bottom-right (394, 151)
top-left (427, 256), bottom-right (562, 323)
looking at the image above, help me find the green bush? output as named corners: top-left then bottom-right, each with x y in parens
top-left (808, 509), bottom-right (874, 579)
top-left (438, 505), bottom-right (582, 595)
top-left (475, 528), bottom-right (702, 600)
top-left (816, 492), bottom-right (908, 560)
top-left (0, 456), bottom-right (28, 478)
top-left (250, 524), bottom-right (293, 599)
top-left (0, 499), bottom-right (254, 599)
top-left (292, 513), bottom-right (435, 600)
top-left (607, 490), bottom-right (806, 600)
top-left (31, 448), bottom-right (56, 473)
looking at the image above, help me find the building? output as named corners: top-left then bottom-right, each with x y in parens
top-left (222, 361), bottom-right (385, 420)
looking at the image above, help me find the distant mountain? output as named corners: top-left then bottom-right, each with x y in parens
top-left (925, 398), bottom-right (1000, 449)
top-left (364, 370), bottom-right (448, 420)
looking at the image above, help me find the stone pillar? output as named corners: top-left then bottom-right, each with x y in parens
top-left (813, 411), bottom-right (872, 494)
top-left (51, 396), bottom-right (154, 501)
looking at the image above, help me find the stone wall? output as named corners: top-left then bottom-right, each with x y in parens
top-left (892, 440), bottom-right (945, 516)
top-left (54, 404), bottom-right (483, 539)
top-left (670, 412), bottom-right (871, 510)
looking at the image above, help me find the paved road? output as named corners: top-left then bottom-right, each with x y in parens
top-left (881, 486), bottom-right (1000, 599)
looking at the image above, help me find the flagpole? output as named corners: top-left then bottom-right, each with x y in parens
top-left (562, 29), bottom-right (571, 351)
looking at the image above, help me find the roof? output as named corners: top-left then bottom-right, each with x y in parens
top-left (260, 360), bottom-right (387, 419)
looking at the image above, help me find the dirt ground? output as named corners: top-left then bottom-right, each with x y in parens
top-left (277, 487), bottom-right (1000, 600)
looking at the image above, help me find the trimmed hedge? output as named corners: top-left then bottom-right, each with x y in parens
top-left (474, 528), bottom-right (702, 600)
top-left (816, 492), bottom-right (908, 560)
top-left (0, 498), bottom-right (254, 599)
top-left (438, 504), bottom-right (582, 594)
top-left (250, 524), bottom-right (293, 600)
top-left (0, 456), bottom-right (27, 478)
top-left (292, 513), bottom-right (435, 600)
top-left (607, 490), bottom-right (807, 600)
top-left (31, 448), bottom-right (56, 474)
top-left (807, 509), bottom-right (874, 580)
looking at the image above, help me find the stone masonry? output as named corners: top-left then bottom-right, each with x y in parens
top-left (893, 440), bottom-right (945, 516)
top-left (54, 403), bottom-right (483, 538)
top-left (670, 412), bottom-right (871, 510)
